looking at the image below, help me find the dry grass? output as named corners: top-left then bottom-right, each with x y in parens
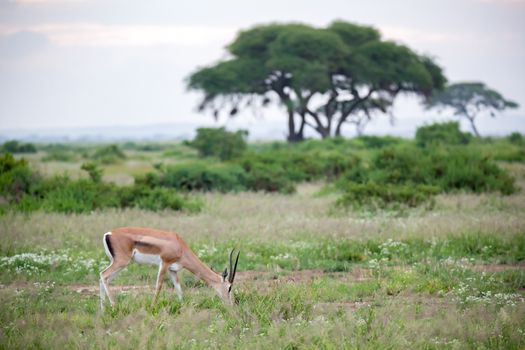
top-left (1, 181), bottom-right (524, 253)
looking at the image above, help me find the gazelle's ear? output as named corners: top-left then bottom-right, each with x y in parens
top-left (222, 268), bottom-right (228, 281)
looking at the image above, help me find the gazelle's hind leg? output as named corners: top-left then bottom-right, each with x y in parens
top-left (100, 260), bottom-right (128, 309)
top-left (168, 270), bottom-right (183, 300)
top-left (152, 261), bottom-right (169, 305)
top-left (100, 231), bottom-right (131, 310)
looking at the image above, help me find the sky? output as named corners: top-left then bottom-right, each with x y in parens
top-left (0, 0), bottom-right (524, 140)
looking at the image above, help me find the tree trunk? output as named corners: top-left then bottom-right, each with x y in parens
top-left (286, 111), bottom-right (304, 142)
top-left (298, 115), bottom-right (306, 140)
top-left (467, 116), bottom-right (481, 137)
top-left (334, 120), bottom-right (344, 137)
top-left (287, 108), bottom-right (296, 141)
top-left (287, 131), bottom-right (304, 142)
top-left (319, 127), bottom-right (330, 139)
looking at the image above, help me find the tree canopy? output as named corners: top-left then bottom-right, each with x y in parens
top-left (425, 82), bottom-right (519, 137)
top-left (188, 21), bottom-right (446, 141)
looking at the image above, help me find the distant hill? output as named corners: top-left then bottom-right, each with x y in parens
top-left (1, 114), bottom-right (523, 143)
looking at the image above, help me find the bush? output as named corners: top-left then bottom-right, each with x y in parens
top-left (81, 162), bottom-right (103, 183)
top-left (91, 144), bottom-right (126, 164)
top-left (352, 135), bottom-right (405, 149)
top-left (36, 177), bottom-right (120, 213)
top-left (189, 127), bottom-right (248, 161)
top-left (0, 155), bottom-right (202, 214)
top-left (508, 132), bottom-right (523, 145)
top-left (23, 178), bottom-right (202, 214)
top-left (238, 148), bottom-right (361, 183)
top-left (369, 146), bottom-right (432, 184)
top-left (245, 163), bottom-right (295, 194)
top-left (117, 186), bottom-right (202, 212)
top-left (463, 140), bottom-right (525, 163)
top-left (121, 141), bottom-right (165, 152)
top-left (140, 160), bottom-right (297, 194)
top-left (1, 140), bottom-right (37, 153)
top-left (42, 150), bottom-right (77, 162)
top-left (491, 147), bottom-right (525, 162)
top-left (150, 162), bottom-right (249, 192)
top-left (415, 121), bottom-right (471, 147)
top-left (431, 148), bottom-right (517, 194)
top-left (0, 153), bottom-right (36, 200)
top-left (337, 182), bottom-right (440, 210)
top-left (339, 145), bottom-right (517, 195)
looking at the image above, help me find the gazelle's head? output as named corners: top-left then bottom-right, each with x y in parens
top-left (216, 249), bottom-right (240, 305)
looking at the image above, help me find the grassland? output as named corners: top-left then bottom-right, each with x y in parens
top-left (0, 143), bottom-right (524, 349)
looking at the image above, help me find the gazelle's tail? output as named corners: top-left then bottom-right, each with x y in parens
top-left (102, 232), bottom-right (114, 260)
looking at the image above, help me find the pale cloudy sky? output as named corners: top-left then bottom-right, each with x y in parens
top-left (0, 0), bottom-right (524, 139)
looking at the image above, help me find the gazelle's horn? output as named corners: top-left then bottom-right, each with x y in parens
top-left (229, 250), bottom-right (240, 283)
top-left (228, 249), bottom-right (233, 281)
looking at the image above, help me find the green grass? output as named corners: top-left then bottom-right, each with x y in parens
top-left (1, 232), bottom-right (523, 285)
top-left (1, 212), bottom-right (524, 348)
top-left (0, 270), bottom-right (523, 349)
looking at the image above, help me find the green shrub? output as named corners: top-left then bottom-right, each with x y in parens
top-left (508, 132), bottom-right (523, 145)
top-left (26, 177), bottom-right (203, 214)
top-left (491, 147), bottom-right (525, 162)
top-left (415, 121), bottom-right (471, 147)
top-left (336, 182), bottom-right (440, 210)
top-left (238, 148), bottom-right (361, 183)
top-left (189, 127), bottom-right (248, 160)
top-left (36, 177), bottom-right (119, 213)
top-left (141, 160), bottom-right (298, 194)
top-left (471, 139), bottom-right (525, 163)
top-left (352, 135), bottom-right (405, 149)
top-left (91, 144), bottom-right (126, 164)
top-left (81, 162), bottom-right (103, 183)
top-left (369, 146), bottom-right (432, 184)
top-left (1, 140), bottom-right (37, 153)
top-left (117, 186), bottom-right (202, 212)
top-left (42, 150), bottom-right (77, 162)
top-left (0, 153), bottom-right (36, 200)
top-left (121, 141), bottom-right (165, 152)
top-left (339, 145), bottom-right (517, 195)
top-left (245, 163), bottom-right (295, 194)
top-left (152, 162), bottom-right (248, 192)
top-left (0, 154), bottom-right (202, 214)
top-left (237, 151), bottom-right (307, 182)
top-left (431, 148), bottom-right (517, 194)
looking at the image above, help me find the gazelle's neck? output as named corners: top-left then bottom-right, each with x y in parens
top-left (182, 250), bottom-right (222, 286)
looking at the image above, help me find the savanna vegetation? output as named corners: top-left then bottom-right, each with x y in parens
top-left (1, 124), bottom-right (524, 349)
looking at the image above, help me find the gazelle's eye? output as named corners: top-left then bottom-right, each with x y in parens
top-left (228, 286), bottom-right (232, 293)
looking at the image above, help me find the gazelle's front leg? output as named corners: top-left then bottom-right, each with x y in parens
top-left (152, 261), bottom-right (169, 305)
top-left (169, 271), bottom-right (183, 300)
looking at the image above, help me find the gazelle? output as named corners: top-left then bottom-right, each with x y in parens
top-left (99, 227), bottom-right (239, 310)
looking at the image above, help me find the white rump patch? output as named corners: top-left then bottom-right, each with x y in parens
top-left (103, 232), bottom-right (113, 260)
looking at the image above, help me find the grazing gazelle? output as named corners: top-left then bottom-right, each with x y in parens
top-left (99, 227), bottom-right (239, 309)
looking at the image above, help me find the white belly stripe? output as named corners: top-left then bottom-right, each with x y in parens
top-left (132, 250), bottom-right (182, 271)
top-left (133, 250), bottom-right (161, 265)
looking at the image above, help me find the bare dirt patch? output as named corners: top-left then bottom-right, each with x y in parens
top-left (3, 263), bottom-right (522, 295)
top-left (470, 262), bottom-right (525, 272)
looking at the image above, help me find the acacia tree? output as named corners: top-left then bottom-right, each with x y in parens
top-left (425, 82), bottom-right (519, 137)
top-left (188, 21), bottom-right (446, 141)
